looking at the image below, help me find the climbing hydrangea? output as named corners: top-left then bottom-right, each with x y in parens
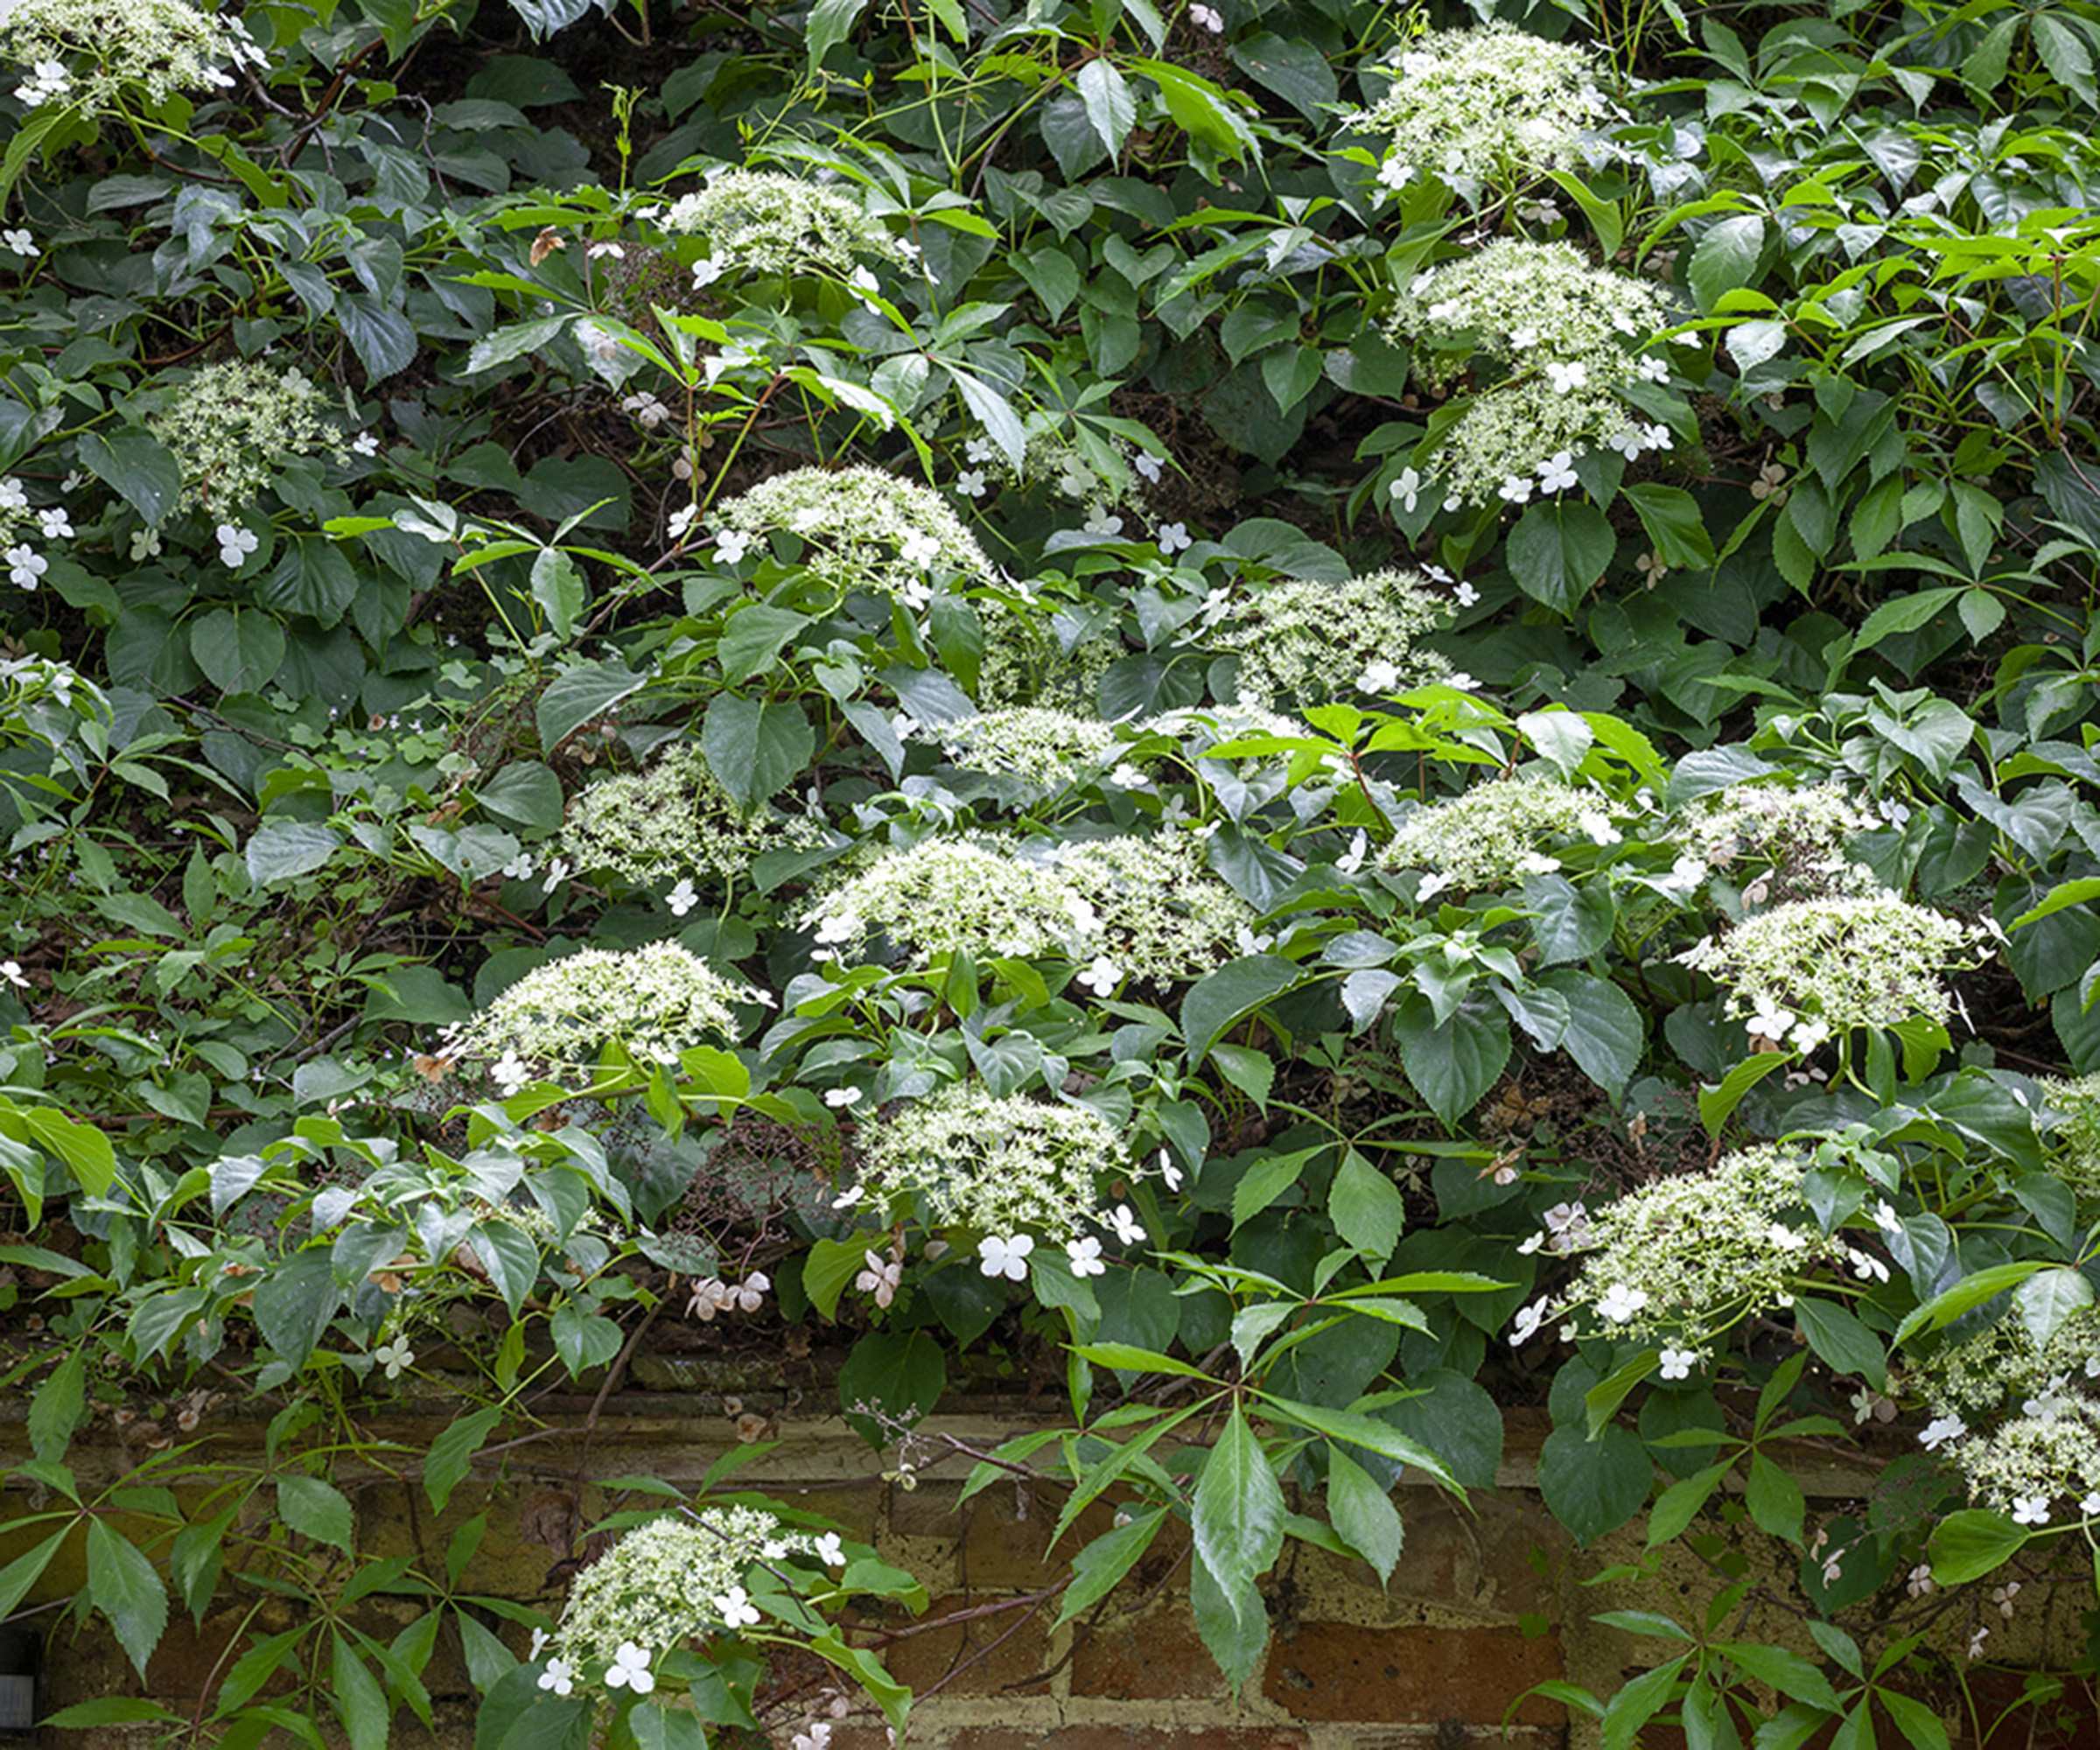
top-left (1517, 1145), bottom-right (1842, 1348)
top-left (1389, 242), bottom-right (1679, 505)
top-left (147, 361), bottom-right (348, 514)
top-left (806, 837), bottom-right (1098, 965)
top-left (439, 942), bottom-right (745, 1082)
top-left (1208, 570), bottom-right (1454, 707)
top-left (1382, 774), bottom-right (1624, 892)
top-left (1683, 892), bottom-right (1990, 1047)
top-left (970, 596), bottom-right (1116, 710)
top-left (560, 741), bottom-right (829, 884)
top-left (1347, 23), bottom-right (1608, 196)
top-left (941, 708), bottom-right (1123, 786)
top-left (1054, 831), bottom-right (1258, 984)
top-left (655, 169), bottom-right (909, 277)
top-left (0, 0), bottom-right (266, 115)
top-left (847, 1081), bottom-right (1137, 1241)
top-left (2043, 1074), bottom-right (2100, 1200)
top-left (1673, 783), bottom-right (1876, 901)
top-left (547, 1509), bottom-right (821, 1683)
top-left (1943, 1402), bottom-right (2100, 1526)
top-left (710, 466), bottom-right (992, 597)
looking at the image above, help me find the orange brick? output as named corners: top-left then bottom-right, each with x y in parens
top-left (1262, 1623), bottom-right (1565, 1726)
top-left (1071, 1598), bottom-right (1227, 1700)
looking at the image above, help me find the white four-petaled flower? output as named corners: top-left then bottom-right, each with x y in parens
top-left (536, 1658), bottom-right (574, 1696)
top-left (1657, 1347), bottom-right (1698, 1381)
top-left (606, 1642), bottom-right (656, 1692)
top-left (716, 1586), bottom-right (761, 1628)
top-left (1597, 1282), bottom-right (1648, 1323)
top-left (1067, 1236), bottom-right (1106, 1277)
top-left (1075, 956), bottom-right (1121, 997)
top-left (1156, 522), bottom-right (1192, 556)
top-left (374, 1339), bottom-right (415, 1379)
top-left (666, 878), bottom-right (698, 917)
top-left (978, 1233), bottom-right (1035, 1280)
top-left (217, 523), bottom-right (259, 567)
top-left (1107, 1204), bottom-right (1145, 1246)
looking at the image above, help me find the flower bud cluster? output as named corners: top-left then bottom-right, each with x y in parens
top-left (1388, 241), bottom-right (1679, 505)
top-left (654, 169), bottom-right (910, 278)
top-left (1381, 774), bottom-right (1624, 893)
top-left (546, 1509), bottom-right (834, 1684)
top-left (1687, 892), bottom-right (1991, 1046)
top-left (710, 465), bottom-right (992, 598)
top-left (1, 0), bottom-right (265, 115)
top-left (806, 836), bottom-right (1098, 965)
top-left (438, 942), bottom-right (747, 1085)
top-left (1512, 1145), bottom-right (1844, 1348)
top-left (1346, 23), bottom-right (1608, 196)
top-left (559, 740), bottom-right (830, 884)
top-left (147, 360), bottom-right (348, 514)
top-left (1208, 570), bottom-right (1454, 708)
top-left (940, 707), bottom-right (1123, 785)
top-left (844, 1080), bottom-right (1140, 1242)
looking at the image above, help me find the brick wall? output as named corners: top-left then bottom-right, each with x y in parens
top-left (6, 1394), bottom-right (2096, 1750)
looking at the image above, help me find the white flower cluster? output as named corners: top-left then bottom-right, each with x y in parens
top-left (710, 465), bottom-right (992, 600)
top-left (1390, 242), bottom-right (1679, 506)
top-left (1936, 1400), bottom-right (2100, 1529)
top-left (1509, 1145), bottom-right (1842, 1348)
top-left (438, 942), bottom-right (746, 1085)
top-left (1674, 783), bottom-right (1876, 902)
top-left (1681, 892), bottom-right (1990, 1050)
top-left (147, 360), bottom-right (348, 514)
top-left (1928, 1303), bottom-right (2100, 1417)
top-left (1208, 570), bottom-right (1454, 708)
top-left (1054, 831), bottom-right (1258, 985)
top-left (807, 837), bottom-right (1097, 965)
top-left (941, 707), bottom-right (1123, 785)
top-left (559, 740), bottom-right (829, 884)
top-left (1382, 774), bottom-right (1624, 894)
top-left (0, 0), bottom-right (265, 115)
top-left (543, 1509), bottom-right (839, 1690)
top-left (845, 1081), bottom-right (1141, 1245)
top-left (1347, 24), bottom-right (1608, 197)
top-left (654, 168), bottom-right (910, 280)
top-left (1140, 704), bottom-right (1317, 765)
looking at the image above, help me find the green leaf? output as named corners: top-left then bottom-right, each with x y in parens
top-left (1698, 1053), bottom-right (1791, 1136)
top-left (1538, 1423), bottom-right (1649, 1545)
top-left (76, 430), bottom-right (183, 526)
top-left (2015, 1266), bottom-right (2093, 1352)
top-left (703, 693), bottom-right (814, 808)
top-left (1227, 33), bottom-right (1335, 118)
top-left (86, 1518), bottom-right (168, 1680)
top-left (804, 0), bottom-right (871, 67)
top-left (1541, 970), bottom-right (1642, 1098)
top-left (246, 821), bottom-right (343, 886)
top-left (1231, 1144), bottom-right (1320, 1231)
top-left (536, 658), bottom-right (645, 755)
top-left (1794, 1298), bottom-right (1886, 1391)
top-left (424, 1405), bottom-right (503, 1512)
top-left (804, 1235), bottom-right (879, 1321)
top-left (1326, 1446), bottom-right (1404, 1583)
top-left (1647, 1462), bottom-right (1732, 1548)
top-left (718, 605), bottom-right (812, 683)
top-left (1392, 994), bottom-right (1510, 1129)
top-left (1687, 214), bottom-right (1766, 313)
top-left (1181, 954), bottom-right (1300, 1066)
top-left (1191, 1404), bottom-right (1284, 1627)
top-left (1894, 1261), bottom-right (2042, 1346)
top-left (190, 607), bottom-right (287, 696)
top-left (1622, 483), bottom-right (1718, 569)
top-left (280, 1474), bottom-right (356, 1553)
top-left (838, 1330), bottom-right (948, 1446)
top-left (1189, 1541), bottom-right (1268, 1693)
top-left (528, 548), bottom-right (585, 640)
top-left (1508, 500), bottom-right (1615, 616)
top-left (333, 1630), bottom-right (390, 1750)
top-left (1076, 58), bottom-right (1137, 156)
top-left (475, 761), bottom-right (564, 833)
top-left (466, 315), bottom-right (569, 377)
top-left (1328, 1150), bottom-right (1405, 1262)
top-left (28, 1351), bottom-right (85, 1462)
top-left (1257, 1395), bottom-right (1461, 1493)
top-left (1928, 1508), bottom-right (2026, 1584)
top-left (1601, 1653), bottom-right (1689, 1750)
top-left (1745, 1451), bottom-right (1805, 1544)
top-left (1054, 1507), bottom-right (1166, 1626)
